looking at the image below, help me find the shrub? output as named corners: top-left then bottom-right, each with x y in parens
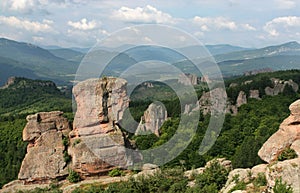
top-left (72, 139), bottom-right (81, 147)
top-left (108, 168), bottom-right (125, 177)
top-left (253, 172), bottom-right (267, 187)
top-left (67, 169), bottom-right (81, 183)
top-left (63, 151), bottom-right (71, 163)
top-left (273, 177), bottom-right (293, 193)
top-left (195, 161), bottom-right (229, 190)
top-left (278, 148), bottom-right (297, 161)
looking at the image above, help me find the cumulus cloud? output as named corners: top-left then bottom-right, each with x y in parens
top-left (0, 16), bottom-right (53, 33)
top-left (193, 16), bottom-right (256, 32)
top-left (193, 16), bottom-right (238, 31)
top-left (275, 0), bottom-right (296, 9)
top-left (112, 5), bottom-right (176, 24)
top-left (264, 16), bottom-right (300, 36)
top-left (68, 18), bottom-right (97, 30)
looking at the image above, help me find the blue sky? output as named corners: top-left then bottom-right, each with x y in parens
top-left (1, 0), bottom-right (300, 48)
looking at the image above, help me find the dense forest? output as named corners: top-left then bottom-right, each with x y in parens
top-left (0, 70), bottom-right (299, 191)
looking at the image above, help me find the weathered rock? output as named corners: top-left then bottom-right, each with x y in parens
top-left (291, 140), bottom-right (300, 157)
top-left (18, 111), bottom-right (71, 183)
top-left (265, 78), bottom-right (298, 96)
top-left (178, 73), bottom-right (199, 85)
top-left (221, 168), bottom-right (251, 193)
top-left (198, 87), bottom-right (227, 115)
top-left (73, 77), bottom-right (129, 136)
top-left (200, 75), bottom-right (211, 83)
top-left (266, 158), bottom-right (300, 193)
top-left (258, 99), bottom-right (300, 163)
top-left (135, 102), bottom-right (167, 136)
top-left (71, 77), bottom-right (132, 176)
top-left (249, 89), bottom-right (260, 100)
top-left (250, 164), bottom-right (267, 178)
top-left (142, 82), bottom-right (154, 88)
top-left (142, 163), bottom-right (159, 171)
top-left (205, 158), bottom-right (232, 171)
top-left (184, 167), bottom-right (205, 180)
top-left (236, 91), bottom-right (247, 108)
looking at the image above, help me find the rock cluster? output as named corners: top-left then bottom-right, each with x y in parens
top-left (18, 111), bottom-right (71, 183)
top-left (265, 78), bottom-right (298, 96)
top-left (178, 73), bottom-right (199, 85)
top-left (135, 102), bottom-right (167, 136)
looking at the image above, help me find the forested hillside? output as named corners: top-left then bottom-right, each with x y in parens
top-left (0, 70), bottom-right (299, 191)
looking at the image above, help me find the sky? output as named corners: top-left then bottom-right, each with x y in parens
top-left (1, 0), bottom-right (300, 48)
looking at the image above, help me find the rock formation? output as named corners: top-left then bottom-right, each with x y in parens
top-left (249, 89), bottom-right (260, 100)
top-left (265, 78), bottom-right (298, 96)
top-left (258, 99), bottom-right (300, 163)
top-left (257, 99), bottom-right (300, 192)
top-left (236, 91), bottom-right (247, 108)
top-left (135, 102), bottom-right (167, 136)
top-left (198, 87), bottom-right (227, 115)
top-left (18, 111), bottom-right (71, 183)
top-left (70, 77), bottom-right (132, 176)
top-left (178, 73), bottom-right (199, 85)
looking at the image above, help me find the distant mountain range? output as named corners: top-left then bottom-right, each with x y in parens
top-left (0, 37), bottom-right (300, 85)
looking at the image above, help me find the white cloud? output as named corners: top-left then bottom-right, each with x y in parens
top-left (112, 5), bottom-right (176, 24)
top-left (0, 16), bottom-right (53, 33)
top-left (68, 18), bottom-right (97, 30)
top-left (9, 0), bottom-right (35, 10)
top-left (275, 0), bottom-right (296, 9)
top-left (193, 16), bottom-right (257, 33)
top-left (264, 16), bottom-right (300, 36)
top-left (193, 16), bottom-right (238, 31)
top-left (241, 23), bottom-right (256, 31)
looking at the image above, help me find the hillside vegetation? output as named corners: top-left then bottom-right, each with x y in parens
top-left (0, 70), bottom-right (300, 191)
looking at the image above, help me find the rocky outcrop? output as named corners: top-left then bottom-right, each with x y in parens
top-left (178, 73), bottom-right (199, 85)
top-left (70, 77), bottom-right (132, 176)
top-left (258, 99), bottom-right (300, 163)
top-left (236, 91), bottom-right (247, 108)
top-left (265, 78), bottom-right (298, 96)
top-left (222, 99), bottom-right (300, 193)
top-left (200, 75), bottom-right (211, 83)
top-left (135, 102), bottom-right (167, 136)
top-left (249, 89), bottom-right (260, 99)
top-left (265, 159), bottom-right (300, 193)
top-left (18, 111), bottom-right (71, 183)
top-left (198, 87), bottom-right (227, 115)
top-left (256, 99), bottom-right (300, 192)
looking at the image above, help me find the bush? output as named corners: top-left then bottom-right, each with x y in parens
top-left (195, 161), bottom-right (229, 190)
top-left (278, 148), bottom-right (298, 161)
top-left (273, 177), bottom-right (293, 193)
top-left (253, 172), bottom-right (267, 187)
top-left (63, 151), bottom-right (71, 163)
top-left (67, 169), bottom-right (81, 183)
top-left (108, 168), bottom-right (125, 177)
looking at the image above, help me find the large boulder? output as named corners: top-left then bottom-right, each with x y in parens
top-left (18, 111), bottom-right (71, 183)
top-left (258, 99), bottom-right (300, 163)
top-left (70, 77), bottom-right (132, 176)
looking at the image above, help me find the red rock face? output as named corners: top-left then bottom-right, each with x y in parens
top-left (70, 77), bottom-right (132, 176)
top-left (18, 111), bottom-right (71, 183)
